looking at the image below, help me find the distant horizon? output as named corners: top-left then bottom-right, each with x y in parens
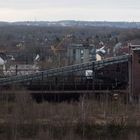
top-left (0, 20), bottom-right (140, 23)
top-left (0, 0), bottom-right (140, 22)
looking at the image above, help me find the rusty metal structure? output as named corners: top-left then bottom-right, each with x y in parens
top-left (0, 45), bottom-right (140, 102)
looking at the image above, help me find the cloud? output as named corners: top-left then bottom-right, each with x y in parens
top-left (0, 0), bottom-right (90, 9)
top-left (0, 0), bottom-right (139, 9)
top-left (0, 7), bottom-right (140, 22)
top-left (0, 0), bottom-right (139, 21)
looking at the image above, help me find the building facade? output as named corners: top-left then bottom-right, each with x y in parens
top-left (67, 43), bottom-right (96, 65)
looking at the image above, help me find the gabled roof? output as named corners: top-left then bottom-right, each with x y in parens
top-left (0, 53), bottom-right (7, 61)
top-left (0, 57), bottom-right (5, 65)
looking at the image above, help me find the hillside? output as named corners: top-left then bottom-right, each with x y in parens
top-left (0, 21), bottom-right (140, 28)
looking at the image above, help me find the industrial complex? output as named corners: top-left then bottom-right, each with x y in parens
top-left (0, 43), bottom-right (140, 102)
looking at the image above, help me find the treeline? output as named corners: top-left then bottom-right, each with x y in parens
top-left (0, 25), bottom-right (140, 64)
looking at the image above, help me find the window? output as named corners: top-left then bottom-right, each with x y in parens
top-left (73, 49), bottom-right (76, 61)
top-left (81, 49), bottom-right (84, 54)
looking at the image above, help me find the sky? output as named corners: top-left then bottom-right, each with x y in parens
top-left (0, 0), bottom-right (140, 22)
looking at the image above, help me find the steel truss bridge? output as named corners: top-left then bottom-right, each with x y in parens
top-left (0, 54), bottom-right (130, 88)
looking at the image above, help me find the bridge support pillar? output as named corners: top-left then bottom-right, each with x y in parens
top-left (131, 47), bottom-right (140, 102)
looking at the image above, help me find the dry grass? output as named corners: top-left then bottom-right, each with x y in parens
top-left (0, 89), bottom-right (140, 140)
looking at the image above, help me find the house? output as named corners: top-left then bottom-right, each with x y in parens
top-left (5, 64), bottom-right (39, 76)
top-left (0, 53), bottom-right (7, 76)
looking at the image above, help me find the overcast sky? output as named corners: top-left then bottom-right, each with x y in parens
top-left (0, 0), bottom-right (140, 22)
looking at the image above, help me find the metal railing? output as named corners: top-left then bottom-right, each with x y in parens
top-left (0, 54), bottom-right (130, 85)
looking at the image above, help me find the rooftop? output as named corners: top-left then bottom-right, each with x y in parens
top-left (129, 44), bottom-right (140, 51)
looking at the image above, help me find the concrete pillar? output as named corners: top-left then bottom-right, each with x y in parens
top-left (75, 48), bottom-right (81, 64)
top-left (83, 49), bottom-right (89, 63)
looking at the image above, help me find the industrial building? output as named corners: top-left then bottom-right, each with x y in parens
top-left (0, 44), bottom-right (140, 102)
top-left (67, 43), bottom-right (96, 65)
top-left (130, 45), bottom-right (140, 97)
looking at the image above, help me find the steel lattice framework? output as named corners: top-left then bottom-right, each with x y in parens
top-left (0, 54), bottom-right (130, 86)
